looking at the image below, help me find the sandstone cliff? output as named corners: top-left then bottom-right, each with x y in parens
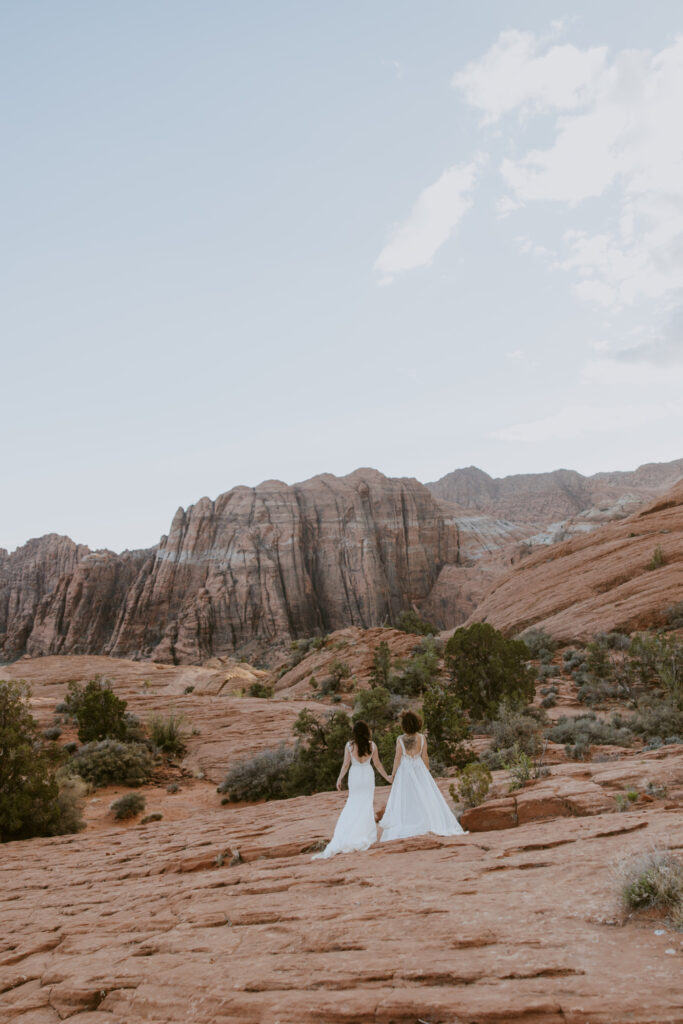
top-left (427, 458), bottom-right (683, 527)
top-left (465, 481), bottom-right (683, 640)
top-left (1, 471), bottom-right (463, 663)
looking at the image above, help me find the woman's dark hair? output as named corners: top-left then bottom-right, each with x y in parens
top-left (352, 719), bottom-right (372, 757)
top-left (401, 710), bottom-right (422, 735)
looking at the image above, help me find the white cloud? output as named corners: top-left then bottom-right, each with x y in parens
top-left (615, 305), bottom-right (683, 365)
top-left (462, 33), bottom-right (683, 312)
top-left (453, 29), bottom-right (607, 124)
top-left (374, 157), bottom-right (483, 283)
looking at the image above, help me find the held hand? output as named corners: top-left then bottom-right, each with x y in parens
top-left (336, 778), bottom-right (342, 791)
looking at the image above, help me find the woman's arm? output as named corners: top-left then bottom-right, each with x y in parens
top-left (371, 742), bottom-right (392, 784)
top-left (389, 737), bottom-right (403, 781)
top-left (421, 734), bottom-right (430, 770)
top-left (336, 745), bottom-right (351, 791)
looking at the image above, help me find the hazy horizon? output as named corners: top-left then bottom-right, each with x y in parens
top-left (3, 1), bottom-right (683, 553)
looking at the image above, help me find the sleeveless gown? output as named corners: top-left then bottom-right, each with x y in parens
top-left (379, 734), bottom-right (467, 842)
top-left (312, 741), bottom-right (377, 859)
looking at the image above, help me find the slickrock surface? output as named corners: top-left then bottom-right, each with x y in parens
top-left (2, 758), bottom-right (683, 1024)
top-left (2, 655), bottom-right (320, 784)
top-left (466, 482), bottom-right (683, 641)
top-left (427, 459), bottom-right (683, 528)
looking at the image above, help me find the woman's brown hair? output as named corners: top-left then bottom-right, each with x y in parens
top-left (401, 710), bottom-right (422, 735)
top-left (352, 719), bottom-right (372, 758)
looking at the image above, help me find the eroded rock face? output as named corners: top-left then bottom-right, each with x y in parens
top-left (466, 482), bottom-right (683, 640)
top-left (428, 458), bottom-right (683, 527)
top-left (0, 471), bottom-right (461, 663)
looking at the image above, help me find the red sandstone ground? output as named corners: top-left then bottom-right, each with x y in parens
top-left (2, 654), bottom-right (683, 1022)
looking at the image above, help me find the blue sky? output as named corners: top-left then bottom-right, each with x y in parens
top-left (2, 1), bottom-right (683, 553)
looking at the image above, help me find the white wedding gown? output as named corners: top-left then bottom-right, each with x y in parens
top-left (380, 734), bottom-right (467, 841)
top-left (312, 741), bottom-right (377, 859)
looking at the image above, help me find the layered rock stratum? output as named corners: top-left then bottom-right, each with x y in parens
top-left (2, 459), bottom-right (682, 663)
top-left (467, 482), bottom-right (683, 640)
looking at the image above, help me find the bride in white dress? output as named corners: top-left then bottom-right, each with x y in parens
top-left (380, 710), bottom-right (467, 842)
top-left (313, 720), bottom-right (392, 859)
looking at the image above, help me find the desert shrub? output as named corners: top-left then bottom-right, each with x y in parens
top-left (389, 639), bottom-right (441, 696)
top-left (665, 602), bottom-right (683, 629)
top-left (44, 725), bottom-right (62, 740)
top-left (395, 610), bottom-right (439, 636)
top-left (595, 631), bottom-right (631, 651)
top-left (63, 741), bottom-right (78, 754)
top-left (488, 706), bottom-right (540, 752)
top-left (64, 677), bottom-right (129, 744)
top-left (148, 713), bottom-right (187, 756)
top-left (218, 744), bottom-right (296, 802)
top-left (329, 659), bottom-right (352, 685)
top-left (521, 628), bottom-right (556, 661)
top-left (369, 641), bottom-right (392, 688)
top-left (541, 694), bottom-right (557, 708)
top-left (54, 769), bottom-right (87, 834)
top-left (629, 696), bottom-right (683, 741)
top-left (141, 812), bottom-right (163, 824)
top-left (585, 639), bottom-right (614, 680)
top-left (70, 739), bottom-right (154, 788)
top-left (453, 761), bottom-right (492, 808)
top-left (184, 685), bottom-right (194, 694)
top-left (286, 709), bottom-right (357, 795)
top-left (248, 682), bottom-right (274, 698)
top-left (422, 684), bottom-right (472, 767)
top-left (538, 664), bottom-right (560, 680)
top-left (577, 679), bottom-right (625, 707)
top-left (547, 712), bottom-right (633, 748)
top-left (353, 686), bottom-right (394, 732)
top-left (617, 848), bottom-right (683, 925)
top-left (166, 782), bottom-right (180, 793)
top-left (504, 746), bottom-right (534, 790)
top-left (565, 740), bottom-right (589, 760)
top-left (0, 680), bottom-right (85, 842)
top-left (54, 701), bottom-right (69, 714)
top-left (647, 545), bottom-right (666, 571)
top-left (445, 623), bottom-right (536, 720)
top-left (111, 792), bottom-right (146, 820)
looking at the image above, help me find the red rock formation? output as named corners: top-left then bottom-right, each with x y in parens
top-left (465, 481), bottom-right (683, 640)
top-left (428, 458), bottom-right (683, 526)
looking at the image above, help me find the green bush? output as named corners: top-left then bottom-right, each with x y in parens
top-left (369, 641), bottom-right (392, 688)
top-left (445, 623), bottom-right (536, 720)
top-left (504, 745), bottom-right (534, 790)
top-left (629, 696), bottom-right (683, 741)
top-left (487, 706), bottom-right (539, 758)
top-left (389, 638), bottom-right (441, 696)
top-left (111, 792), bottom-right (146, 820)
top-left (148, 713), bottom-right (187, 756)
top-left (520, 628), bottom-right (556, 661)
top-left (0, 680), bottom-right (85, 842)
top-left (422, 684), bottom-right (471, 767)
top-left (353, 686), bottom-right (394, 732)
top-left (44, 725), bottom-right (62, 740)
top-left (64, 677), bottom-right (129, 743)
top-left (395, 610), bottom-right (439, 636)
top-left (547, 712), bottom-right (633, 748)
top-left (452, 761), bottom-right (491, 808)
top-left (248, 682), bottom-right (274, 698)
top-left (218, 745), bottom-right (297, 802)
top-left (617, 848), bottom-right (683, 924)
top-left (541, 694), bottom-right (557, 708)
top-left (647, 545), bottom-right (666, 571)
top-left (665, 602), bottom-right (683, 629)
top-left (70, 739), bottom-right (154, 788)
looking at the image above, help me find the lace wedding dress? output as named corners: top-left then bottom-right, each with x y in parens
top-left (379, 734), bottom-right (467, 842)
top-left (312, 741), bottom-right (377, 859)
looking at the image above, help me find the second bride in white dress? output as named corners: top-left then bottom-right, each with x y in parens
top-left (380, 710), bottom-right (467, 842)
top-left (313, 720), bottom-right (392, 859)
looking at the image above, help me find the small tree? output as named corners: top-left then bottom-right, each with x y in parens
top-left (0, 680), bottom-right (83, 842)
top-left (445, 623), bottom-right (536, 720)
top-left (369, 641), bottom-right (391, 688)
top-left (65, 677), bottom-right (128, 743)
top-left (422, 684), bottom-right (471, 766)
top-left (395, 610), bottom-right (439, 636)
top-left (353, 685), bottom-right (393, 732)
